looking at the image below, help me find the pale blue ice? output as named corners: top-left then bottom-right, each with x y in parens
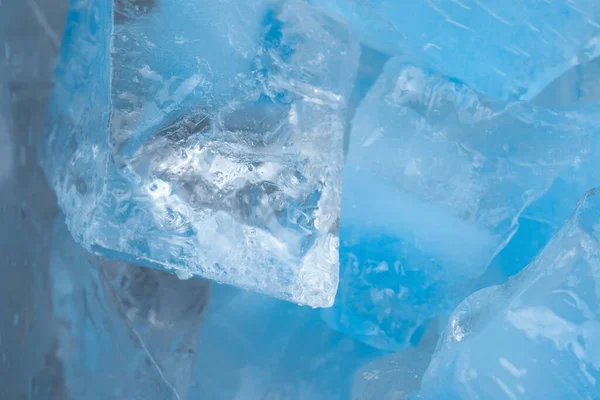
top-left (416, 189), bottom-right (600, 399)
top-left (324, 56), bottom-right (599, 350)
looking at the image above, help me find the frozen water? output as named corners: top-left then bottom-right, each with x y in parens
top-left (0, 0), bottom-right (69, 397)
top-left (191, 283), bottom-right (383, 400)
top-left (313, 0), bottom-right (600, 100)
top-left (478, 56), bottom-right (600, 288)
top-left (50, 215), bottom-right (210, 399)
top-left (351, 321), bottom-right (439, 400)
top-left (534, 55), bottom-right (600, 109)
top-left (43, 0), bottom-right (359, 307)
top-left (322, 57), bottom-right (597, 350)
top-left (416, 188), bottom-right (600, 400)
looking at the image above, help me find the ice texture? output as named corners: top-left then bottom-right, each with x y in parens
top-left (416, 188), bottom-right (600, 400)
top-left (312, 0), bottom-right (600, 100)
top-left (49, 216), bottom-right (210, 399)
top-left (191, 283), bottom-right (383, 399)
top-left (323, 57), bottom-right (596, 350)
top-left (43, 0), bottom-right (359, 307)
top-left (0, 0), bottom-right (70, 397)
top-left (351, 322), bottom-right (439, 400)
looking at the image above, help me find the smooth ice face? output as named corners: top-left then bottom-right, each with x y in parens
top-left (416, 189), bottom-right (600, 400)
top-left (323, 57), bottom-right (595, 350)
top-left (50, 216), bottom-right (209, 400)
top-left (44, 0), bottom-right (359, 306)
top-left (191, 283), bottom-right (382, 400)
top-left (312, 0), bottom-right (600, 100)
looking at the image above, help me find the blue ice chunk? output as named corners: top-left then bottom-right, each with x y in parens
top-left (49, 216), bottom-right (209, 399)
top-left (323, 57), bottom-right (595, 350)
top-left (191, 283), bottom-right (383, 399)
top-left (417, 188), bottom-right (600, 400)
top-left (312, 0), bottom-right (600, 99)
top-left (44, 0), bottom-right (360, 307)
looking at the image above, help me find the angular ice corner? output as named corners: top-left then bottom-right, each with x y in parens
top-left (42, 0), bottom-right (359, 307)
top-left (417, 188), bottom-right (600, 399)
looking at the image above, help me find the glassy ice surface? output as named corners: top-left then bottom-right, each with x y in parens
top-left (191, 283), bottom-right (383, 400)
top-left (50, 216), bottom-right (210, 399)
top-left (415, 189), bottom-right (600, 400)
top-left (323, 56), bottom-right (596, 351)
top-left (478, 57), bottom-right (600, 289)
top-left (313, 0), bottom-right (600, 100)
top-left (44, 0), bottom-right (359, 307)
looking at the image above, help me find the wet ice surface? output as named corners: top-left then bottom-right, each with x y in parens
top-left (416, 189), bottom-right (600, 400)
top-left (44, 0), bottom-right (358, 307)
top-left (6, 0), bottom-right (600, 398)
top-left (324, 57), bottom-right (598, 351)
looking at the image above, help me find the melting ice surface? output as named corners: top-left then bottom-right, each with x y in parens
top-left (324, 57), bottom-right (597, 350)
top-left (43, 0), bottom-right (359, 307)
top-left (313, 0), bottom-right (600, 100)
top-left (416, 189), bottom-right (600, 400)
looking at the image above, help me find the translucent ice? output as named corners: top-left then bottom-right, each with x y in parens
top-left (479, 60), bottom-right (600, 287)
top-left (43, 0), bottom-right (359, 306)
top-left (313, 0), bottom-right (600, 99)
top-left (417, 188), bottom-right (600, 400)
top-left (49, 216), bottom-right (209, 399)
top-left (191, 283), bottom-right (383, 399)
top-left (323, 57), bottom-right (595, 350)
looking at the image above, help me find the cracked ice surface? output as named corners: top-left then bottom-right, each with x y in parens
top-left (324, 57), bottom-right (598, 350)
top-left (416, 189), bottom-right (600, 399)
top-left (44, 0), bottom-right (359, 307)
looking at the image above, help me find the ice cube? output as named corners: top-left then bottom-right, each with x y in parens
top-left (417, 188), bottom-right (600, 400)
top-left (43, 0), bottom-right (359, 307)
top-left (49, 216), bottom-right (210, 399)
top-left (312, 0), bottom-right (600, 99)
top-left (322, 57), bottom-right (595, 350)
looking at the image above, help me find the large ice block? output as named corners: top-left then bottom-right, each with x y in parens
top-left (312, 0), bottom-right (600, 100)
top-left (49, 216), bottom-right (210, 399)
top-left (191, 283), bottom-right (383, 400)
top-left (416, 188), bottom-right (600, 400)
top-left (479, 97), bottom-right (600, 288)
top-left (322, 57), bottom-right (595, 350)
top-left (43, 0), bottom-right (359, 306)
